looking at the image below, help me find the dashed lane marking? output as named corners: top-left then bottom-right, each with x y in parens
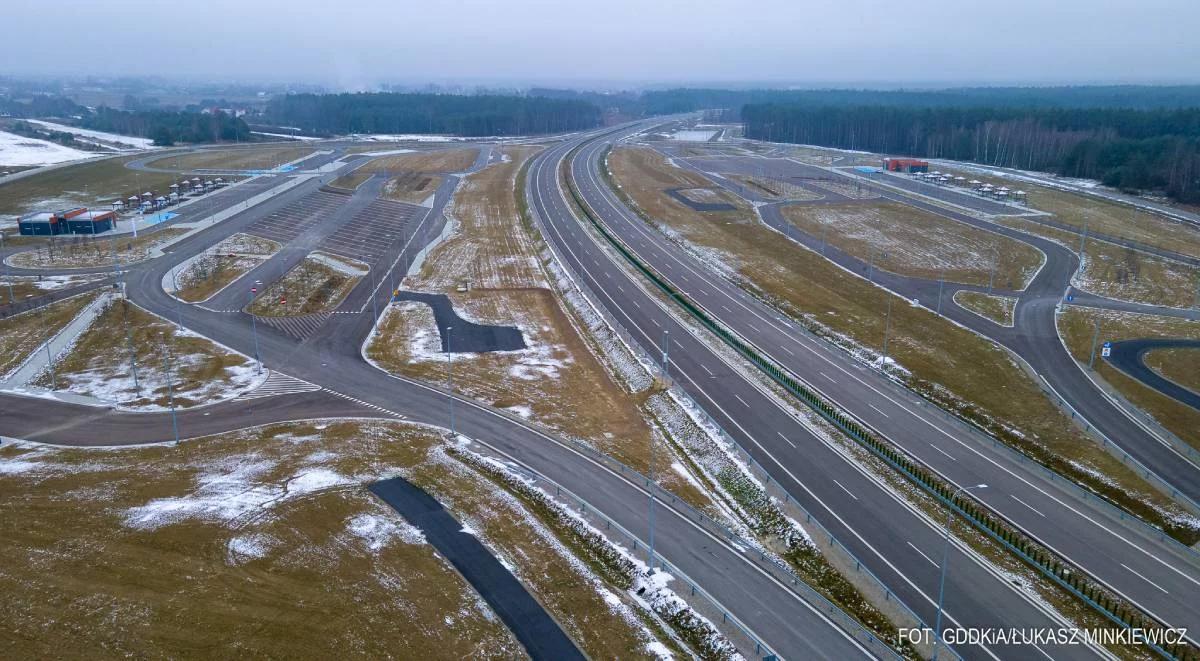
top-left (322, 388), bottom-right (406, 419)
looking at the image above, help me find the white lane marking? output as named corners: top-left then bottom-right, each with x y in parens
top-left (734, 394), bottom-right (751, 408)
top-left (930, 445), bottom-right (956, 461)
top-left (722, 304), bottom-right (733, 313)
top-left (651, 318), bottom-right (661, 328)
top-left (908, 542), bottom-right (940, 569)
top-left (833, 479), bottom-right (858, 500)
top-left (1121, 563), bottom-right (1169, 594)
top-left (781, 346), bottom-right (795, 356)
top-left (869, 403), bottom-right (889, 418)
top-left (701, 363), bottom-right (715, 376)
top-left (777, 431), bottom-right (796, 448)
top-left (819, 371), bottom-right (837, 383)
top-left (1011, 495), bottom-right (1046, 518)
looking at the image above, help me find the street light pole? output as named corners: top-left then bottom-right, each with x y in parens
top-left (121, 295), bottom-right (140, 394)
top-left (936, 270), bottom-right (945, 316)
top-left (161, 339), bottom-right (180, 446)
top-left (248, 285), bottom-right (262, 374)
top-left (934, 483), bottom-right (988, 660)
top-left (446, 325), bottom-right (455, 437)
top-left (1, 231), bottom-right (14, 305)
top-left (882, 296), bottom-right (893, 363)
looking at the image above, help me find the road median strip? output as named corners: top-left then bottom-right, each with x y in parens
top-left (565, 141), bottom-right (1196, 661)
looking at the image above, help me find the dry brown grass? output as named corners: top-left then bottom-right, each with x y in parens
top-left (0, 420), bottom-right (663, 658)
top-left (328, 172), bottom-right (370, 191)
top-left (0, 154), bottom-right (183, 217)
top-left (1059, 307), bottom-right (1200, 450)
top-left (0, 291), bottom-right (99, 377)
top-left (30, 298), bottom-right (257, 408)
top-left (781, 201), bottom-right (1043, 289)
top-left (247, 253), bottom-right (363, 317)
top-left (1001, 217), bottom-right (1200, 308)
top-left (370, 146), bottom-right (708, 507)
top-left (9, 228), bottom-right (188, 269)
top-left (608, 146), bottom-right (1195, 534)
top-left (1144, 347), bottom-right (1200, 395)
top-left (382, 172), bottom-right (442, 204)
top-left (358, 148), bottom-right (479, 174)
top-left (0, 273), bottom-right (109, 304)
top-left (953, 291), bottom-right (1016, 326)
top-left (148, 147), bottom-right (314, 172)
top-left (175, 234), bottom-right (281, 303)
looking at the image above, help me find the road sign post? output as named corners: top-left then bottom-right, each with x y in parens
top-left (1088, 319), bottom-right (1102, 369)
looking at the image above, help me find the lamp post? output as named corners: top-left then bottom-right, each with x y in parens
top-left (934, 483), bottom-right (987, 659)
top-left (1, 231), bottom-right (14, 305)
top-left (160, 338), bottom-right (180, 446)
top-left (248, 283), bottom-right (262, 374)
top-left (445, 325), bottom-right (455, 438)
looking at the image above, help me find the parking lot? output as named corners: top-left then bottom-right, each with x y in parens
top-left (243, 189), bottom-right (349, 245)
top-left (320, 198), bottom-right (421, 266)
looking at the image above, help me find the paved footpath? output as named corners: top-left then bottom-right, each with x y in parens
top-left (369, 477), bottom-right (584, 661)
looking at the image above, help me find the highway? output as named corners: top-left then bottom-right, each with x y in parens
top-left (0, 137), bottom-right (881, 659)
top-left (531, 126), bottom-right (1123, 660)
top-left (551, 123), bottom-right (1200, 651)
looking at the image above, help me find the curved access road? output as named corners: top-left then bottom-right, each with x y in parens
top-left (0, 136), bottom-right (875, 660)
top-left (1106, 338), bottom-right (1200, 411)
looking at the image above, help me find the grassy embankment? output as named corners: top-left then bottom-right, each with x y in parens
top-left (31, 299), bottom-right (258, 409)
top-left (0, 421), bottom-right (667, 658)
top-left (246, 252), bottom-right (365, 317)
top-left (1059, 307), bottom-right (1200, 451)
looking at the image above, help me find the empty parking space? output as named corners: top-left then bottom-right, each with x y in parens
top-left (320, 198), bottom-right (421, 266)
top-left (244, 190), bottom-right (349, 244)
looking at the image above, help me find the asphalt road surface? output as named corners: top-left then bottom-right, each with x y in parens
top-left (1106, 338), bottom-right (1200, 411)
top-left (558, 124), bottom-right (1200, 652)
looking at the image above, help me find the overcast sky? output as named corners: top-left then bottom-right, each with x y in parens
top-left (5, 0), bottom-right (1198, 89)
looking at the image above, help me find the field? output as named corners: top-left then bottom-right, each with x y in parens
top-left (247, 252), bottom-right (365, 316)
top-left (1058, 307), bottom-right (1200, 450)
top-left (606, 146), bottom-right (1195, 534)
top-left (367, 145), bottom-right (706, 505)
top-left (30, 298), bottom-right (263, 409)
top-left (328, 172), bottom-right (370, 191)
top-left (382, 171), bottom-right (442, 204)
top-left (8, 228), bottom-right (189, 269)
top-left (1144, 347), bottom-right (1200, 395)
top-left (0, 291), bottom-right (99, 378)
top-left (0, 421), bottom-right (664, 658)
top-left (0, 154), bottom-right (181, 219)
top-left (0, 272), bottom-right (109, 304)
top-left (144, 147), bottom-right (315, 172)
top-left (953, 291), bottom-right (1016, 326)
top-left (174, 233), bottom-right (280, 303)
top-left (1001, 217), bottom-right (1200, 308)
top-left (781, 201), bottom-right (1043, 289)
top-left (356, 148), bottom-right (478, 174)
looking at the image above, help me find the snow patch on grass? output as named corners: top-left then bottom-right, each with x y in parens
top-left (348, 512), bottom-right (426, 551)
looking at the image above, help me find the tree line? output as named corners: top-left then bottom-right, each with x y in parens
top-left (263, 92), bottom-right (602, 136)
top-left (742, 104), bottom-right (1200, 203)
top-left (81, 107), bottom-right (251, 146)
top-left (640, 86), bottom-right (1200, 118)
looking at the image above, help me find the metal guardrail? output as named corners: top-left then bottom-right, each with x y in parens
top-left (566, 145), bottom-right (1191, 660)
top-left (522, 148), bottom-right (921, 659)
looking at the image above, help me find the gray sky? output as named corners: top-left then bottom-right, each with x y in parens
top-left (5, 0), bottom-right (1198, 88)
